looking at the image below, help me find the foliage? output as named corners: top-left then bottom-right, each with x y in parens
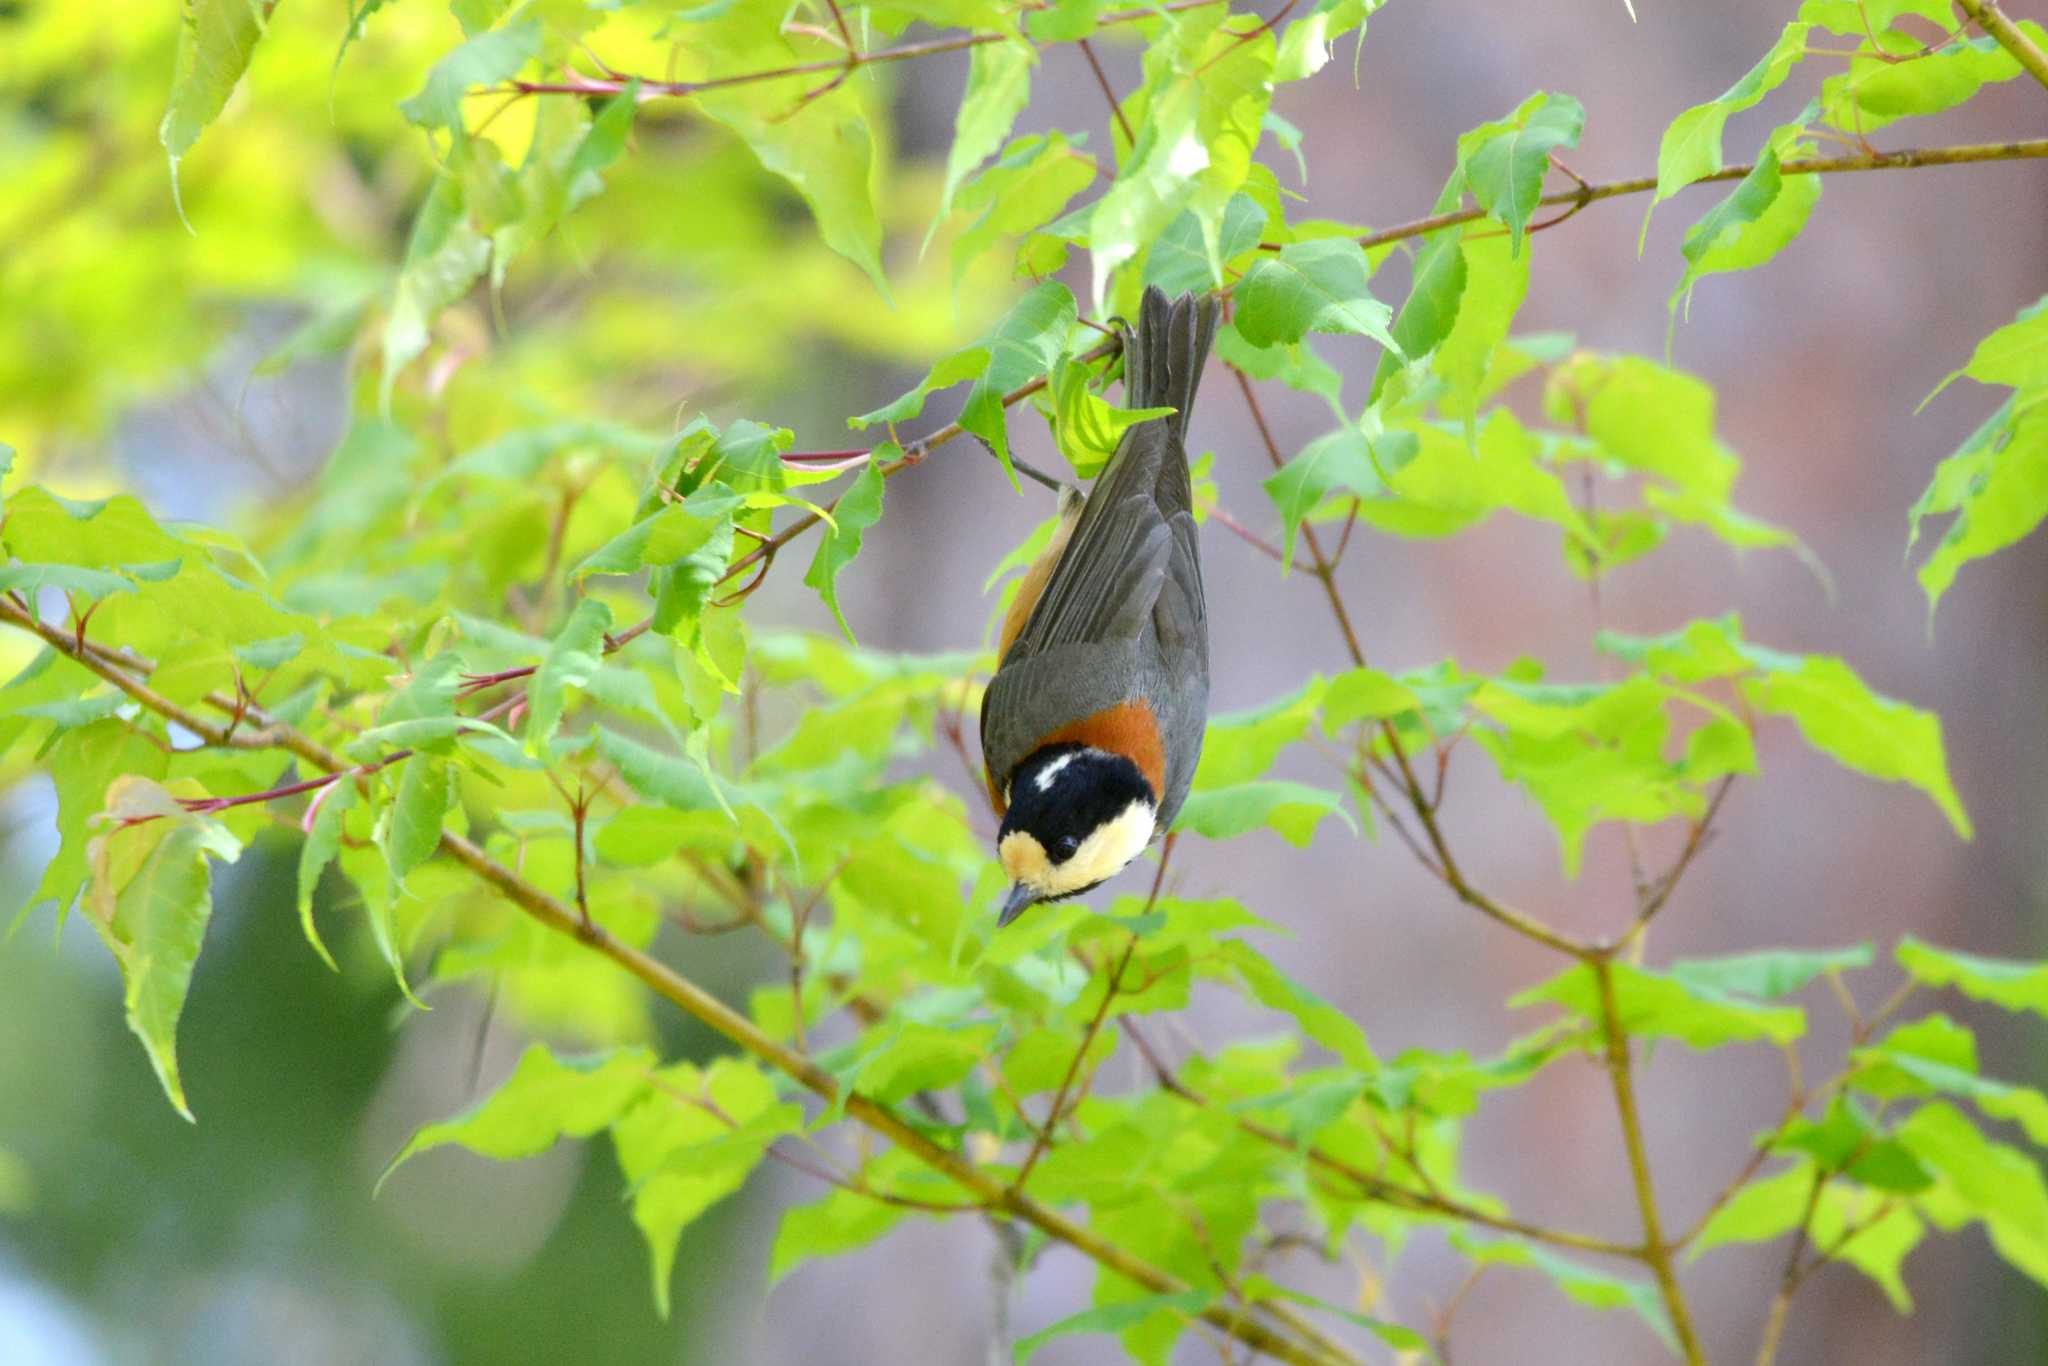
top-left (6, 1), bottom-right (2048, 1363)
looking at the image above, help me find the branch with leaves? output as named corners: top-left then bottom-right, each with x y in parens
top-left (13, 0), bottom-right (2048, 1362)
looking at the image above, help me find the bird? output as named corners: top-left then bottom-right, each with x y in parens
top-left (979, 286), bottom-right (1216, 927)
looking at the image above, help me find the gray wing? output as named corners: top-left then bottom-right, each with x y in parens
top-left (981, 287), bottom-right (1215, 824)
top-left (982, 425), bottom-right (1209, 823)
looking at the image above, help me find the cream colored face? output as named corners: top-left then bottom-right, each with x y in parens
top-left (998, 798), bottom-right (1157, 900)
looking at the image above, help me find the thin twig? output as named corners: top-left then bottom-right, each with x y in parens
top-left (496, 0), bottom-right (1228, 103)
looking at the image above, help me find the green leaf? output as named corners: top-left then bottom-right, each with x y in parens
top-left (525, 597), bottom-right (612, 754)
top-left (614, 1057), bottom-right (798, 1315)
top-left (1909, 401), bottom-right (2048, 619)
top-left (1895, 936), bottom-right (2048, 1019)
top-left (1017, 1291), bottom-right (1214, 1364)
top-left (1822, 32), bottom-right (2042, 135)
top-left (1651, 22), bottom-right (1811, 209)
top-left (596, 727), bottom-right (726, 812)
top-left (382, 756), bottom-right (453, 885)
top-left (1191, 679), bottom-right (1326, 789)
top-left (1172, 780), bottom-right (1355, 846)
top-left (1322, 666), bottom-right (1423, 734)
top-left (1470, 674), bottom-right (1706, 877)
top-left (1235, 239), bottom-right (1399, 351)
top-left (572, 502), bottom-right (729, 581)
top-left (0, 564), bottom-right (137, 599)
top-left (1739, 654), bottom-right (1970, 838)
top-left (1262, 423), bottom-right (1419, 567)
top-left (1670, 944), bottom-right (1874, 1000)
top-left (161, 0), bottom-right (275, 193)
top-left (1896, 1102), bottom-right (2048, 1288)
top-left (295, 782), bottom-right (354, 971)
top-left (852, 283), bottom-right (1075, 480)
top-left (803, 453), bottom-right (887, 641)
top-left (1856, 1049), bottom-right (2048, 1147)
top-left (769, 1186), bottom-right (911, 1285)
top-left (935, 40), bottom-right (1034, 226)
top-left (1455, 1235), bottom-right (1676, 1351)
top-left (1810, 1184), bottom-right (1923, 1310)
top-left (1513, 961), bottom-right (1804, 1049)
top-left (381, 174), bottom-right (491, 405)
top-left (83, 778), bottom-right (243, 1121)
top-left (386, 1042), bottom-right (655, 1174)
top-left (1432, 231), bottom-right (1532, 421)
top-left (696, 78), bottom-right (887, 291)
top-left (1459, 92), bottom-right (1584, 253)
top-left (1044, 354), bottom-right (1176, 479)
top-left (1373, 227), bottom-right (1467, 400)
top-left (1946, 294), bottom-right (2048, 395)
top-left (1689, 1161), bottom-right (1813, 1256)
top-left (949, 132), bottom-right (1096, 288)
top-left (22, 721), bottom-right (169, 927)
top-left (1670, 139), bottom-right (1822, 316)
top-left (399, 18), bottom-right (542, 132)
top-left (1221, 939), bottom-right (1375, 1070)
top-left (1145, 193), bottom-right (1267, 295)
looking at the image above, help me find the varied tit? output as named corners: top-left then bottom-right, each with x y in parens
top-left (980, 286), bottom-right (1217, 926)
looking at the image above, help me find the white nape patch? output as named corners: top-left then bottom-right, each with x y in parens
top-left (1033, 751), bottom-right (1081, 792)
top-left (999, 799), bottom-right (1156, 901)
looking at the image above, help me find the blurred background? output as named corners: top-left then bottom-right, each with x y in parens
top-left (4, 0), bottom-right (2047, 1362)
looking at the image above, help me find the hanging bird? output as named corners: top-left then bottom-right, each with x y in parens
top-left (980, 286), bottom-right (1216, 926)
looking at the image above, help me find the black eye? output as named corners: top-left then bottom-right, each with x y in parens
top-left (1054, 834), bottom-right (1081, 860)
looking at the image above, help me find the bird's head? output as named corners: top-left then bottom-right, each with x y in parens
top-left (995, 742), bottom-right (1157, 926)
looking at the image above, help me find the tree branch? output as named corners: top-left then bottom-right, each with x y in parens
top-left (498, 0), bottom-right (1226, 103)
top-left (2, 605), bottom-right (1348, 1366)
top-left (1592, 959), bottom-right (1706, 1365)
top-left (1955, 0), bottom-right (2048, 93)
top-left (1344, 138), bottom-right (2048, 252)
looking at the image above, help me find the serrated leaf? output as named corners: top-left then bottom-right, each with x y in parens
top-left (1670, 139), bottom-right (1822, 317)
top-left (525, 597), bottom-right (612, 753)
top-left (1652, 22), bottom-right (1810, 209)
top-left (1895, 936), bottom-right (2048, 1019)
top-left (1459, 92), bottom-right (1584, 253)
top-left (399, 18), bottom-right (541, 131)
top-left (1455, 1235), bottom-right (1676, 1351)
top-left (381, 175), bottom-right (491, 404)
top-left (84, 778), bottom-right (243, 1121)
top-left (1235, 239), bottom-right (1398, 351)
top-left (1222, 939), bottom-right (1375, 1070)
top-left (1513, 961), bottom-right (1804, 1049)
top-left (1018, 1291), bottom-right (1214, 1364)
top-left (1670, 944), bottom-right (1874, 1000)
top-left (1172, 779), bottom-right (1355, 846)
top-left (1739, 655), bottom-right (1970, 838)
top-left (1896, 1102), bottom-right (2048, 1288)
top-left (386, 1043), bottom-right (655, 1175)
top-left (936, 40), bottom-right (1034, 227)
top-left (769, 1185), bottom-right (912, 1285)
top-left (803, 453), bottom-right (887, 641)
top-left (614, 1057), bottom-right (798, 1315)
top-left (1689, 1161), bottom-right (1813, 1256)
top-left (295, 781), bottom-right (354, 971)
top-left (1261, 424), bottom-right (1419, 567)
top-left (161, 0), bottom-right (276, 190)
top-left (596, 727), bottom-right (726, 812)
top-left (1909, 401), bottom-right (2048, 618)
top-left (382, 755), bottom-right (453, 884)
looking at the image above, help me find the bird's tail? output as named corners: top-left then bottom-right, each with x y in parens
top-left (1123, 286), bottom-right (1219, 443)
